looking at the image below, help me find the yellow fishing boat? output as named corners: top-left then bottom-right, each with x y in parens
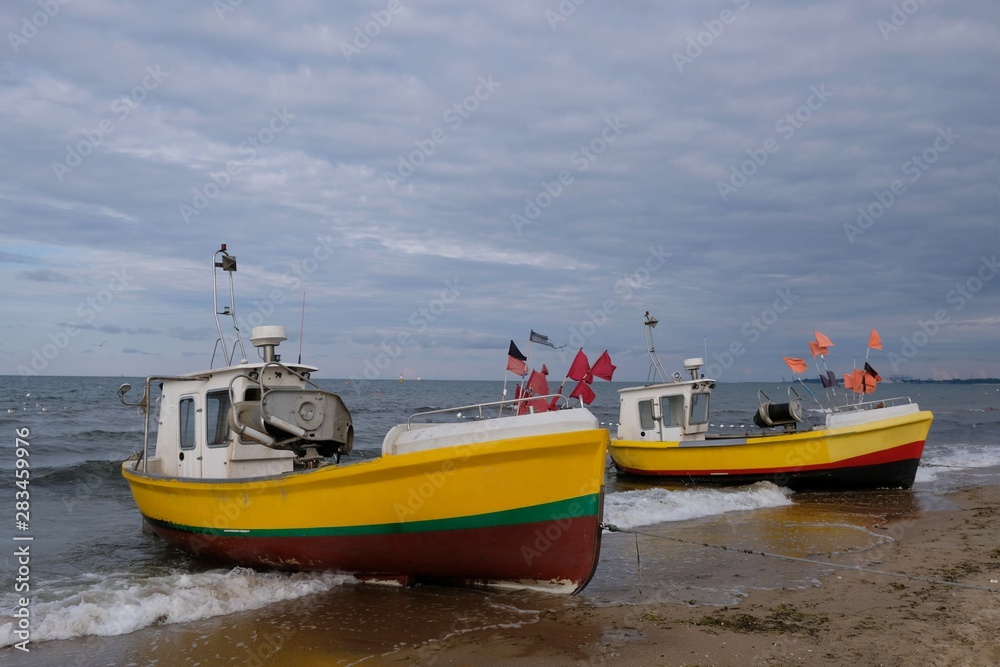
top-left (119, 245), bottom-right (607, 593)
top-left (608, 313), bottom-right (933, 490)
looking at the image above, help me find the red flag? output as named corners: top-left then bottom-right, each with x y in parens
top-left (507, 340), bottom-right (527, 376)
top-left (868, 329), bottom-right (882, 350)
top-left (813, 331), bottom-right (834, 348)
top-left (589, 351), bottom-right (616, 382)
top-left (514, 384), bottom-right (525, 414)
top-left (527, 370), bottom-right (549, 397)
top-left (525, 397), bottom-right (550, 413)
top-left (808, 340), bottom-right (828, 357)
top-left (567, 349), bottom-right (590, 381)
top-left (783, 356), bottom-right (809, 374)
top-left (569, 379), bottom-right (596, 405)
top-left (506, 355), bottom-right (527, 376)
top-left (541, 363), bottom-right (549, 376)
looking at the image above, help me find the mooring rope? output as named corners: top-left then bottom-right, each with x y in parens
top-left (600, 523), bottom-right (1000, 593)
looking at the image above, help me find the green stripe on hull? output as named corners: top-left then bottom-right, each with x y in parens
top-left (147, 493), bottom-right (601, 539)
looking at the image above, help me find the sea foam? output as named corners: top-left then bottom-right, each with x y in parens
top-left (916, 447), bottom-right (1000, 483)
top-left (0, 567), bottom-right (355, 647)
top-left (603, 482), bottom-right (793, 531)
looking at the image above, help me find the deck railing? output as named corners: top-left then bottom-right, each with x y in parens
top-left (829, 396), bottom-right (913, 414)
top-left (407, 393), bottom-right (576, 429)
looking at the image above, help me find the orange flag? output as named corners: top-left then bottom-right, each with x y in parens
top-left (852, 369), bottom-right (866, 394)
top-left (783, 357), bottom-right (809, 373)
top-left (808, 340), bottom-right (828, 357)
top-left (813, 331), bottom-right (834, 348)
top-left (868, 329), bottom-right (882, 350)
top-left (843, 372), bottom-right (855, 391)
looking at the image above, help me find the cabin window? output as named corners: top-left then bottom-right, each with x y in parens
top-left (179, 396), bottom-right (197, 450)
top-left (638, 399), bottom-right (656, 430)
top-left (662, 395), bottom-right (685, 427)
top-left (689, 392), bottom-right (710, 425)
top-left (206, 390), bottom-right (232, 447)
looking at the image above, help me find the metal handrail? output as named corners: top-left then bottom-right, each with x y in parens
top-left (258, 361), bottom-right (321, 394)
top-left (119, 374), bottom-right (212, 472)
top-left (830, 395), bottom-right (912, 413)
top-left (407, 393), bottom-right (578, 429)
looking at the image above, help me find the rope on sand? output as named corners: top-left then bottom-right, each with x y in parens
top-left (600, 522), bottom-right (1000, 594)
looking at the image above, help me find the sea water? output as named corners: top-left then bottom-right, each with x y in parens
top-left (0, 377), bottom-right (998, 650)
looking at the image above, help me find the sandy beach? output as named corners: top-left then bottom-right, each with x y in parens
top-left (8, 483), bottom-right (1000, 667)
top-left (422, 484), bottom-right (1000, 667)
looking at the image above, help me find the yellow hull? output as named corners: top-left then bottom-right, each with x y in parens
top-left (122, 427), bottom-right (609, 592)
top-left (609, 410), bottom-right (933, 490)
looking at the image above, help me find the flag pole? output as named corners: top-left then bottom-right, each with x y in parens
top-left (796, 376), bottom-right (824, 410)
top-left (500, 370), bottom-right (509, 417)
top-left (820, 354), bottom-right (840, 404)
top-left (520, 336), bottom-right (533, 395)
top-left (862, 342), bottom-right (874, 404)
top-left (810, 355), bottom-right (833, 407)
top-left (853, 358), bottom-right (863, 405)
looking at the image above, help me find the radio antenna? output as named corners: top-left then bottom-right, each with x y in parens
top-left (298, 291), bottom-right (306, 364)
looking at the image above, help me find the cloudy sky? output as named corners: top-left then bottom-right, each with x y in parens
top-left (1, 0), bottom-right (997, 382)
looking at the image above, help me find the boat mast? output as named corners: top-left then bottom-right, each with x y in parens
top-left (212, 244), bottom-right (247, 367)
top-left (643, 311), bottom-right (668, 384)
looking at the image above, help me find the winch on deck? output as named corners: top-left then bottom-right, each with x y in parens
top-left (229, 326), bottom-right (354, 464)
top-left (752, 389), bottom-right (805, 430)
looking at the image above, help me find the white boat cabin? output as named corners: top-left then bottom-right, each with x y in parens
top-left (617, 358), bottom-right (716, 443)
top-left (123, 326), bottom-right (354, 480)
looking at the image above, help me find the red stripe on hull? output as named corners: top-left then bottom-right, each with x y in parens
top-left (147, 516), bottom-right (603, 592)
top-left (617, 440), bottom-right (926, 491)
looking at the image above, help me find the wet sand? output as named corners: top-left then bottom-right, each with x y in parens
top-left (8, 485), bottom-right (1000, 666)
top-left (428, 485), bottom-right (1000, 667)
